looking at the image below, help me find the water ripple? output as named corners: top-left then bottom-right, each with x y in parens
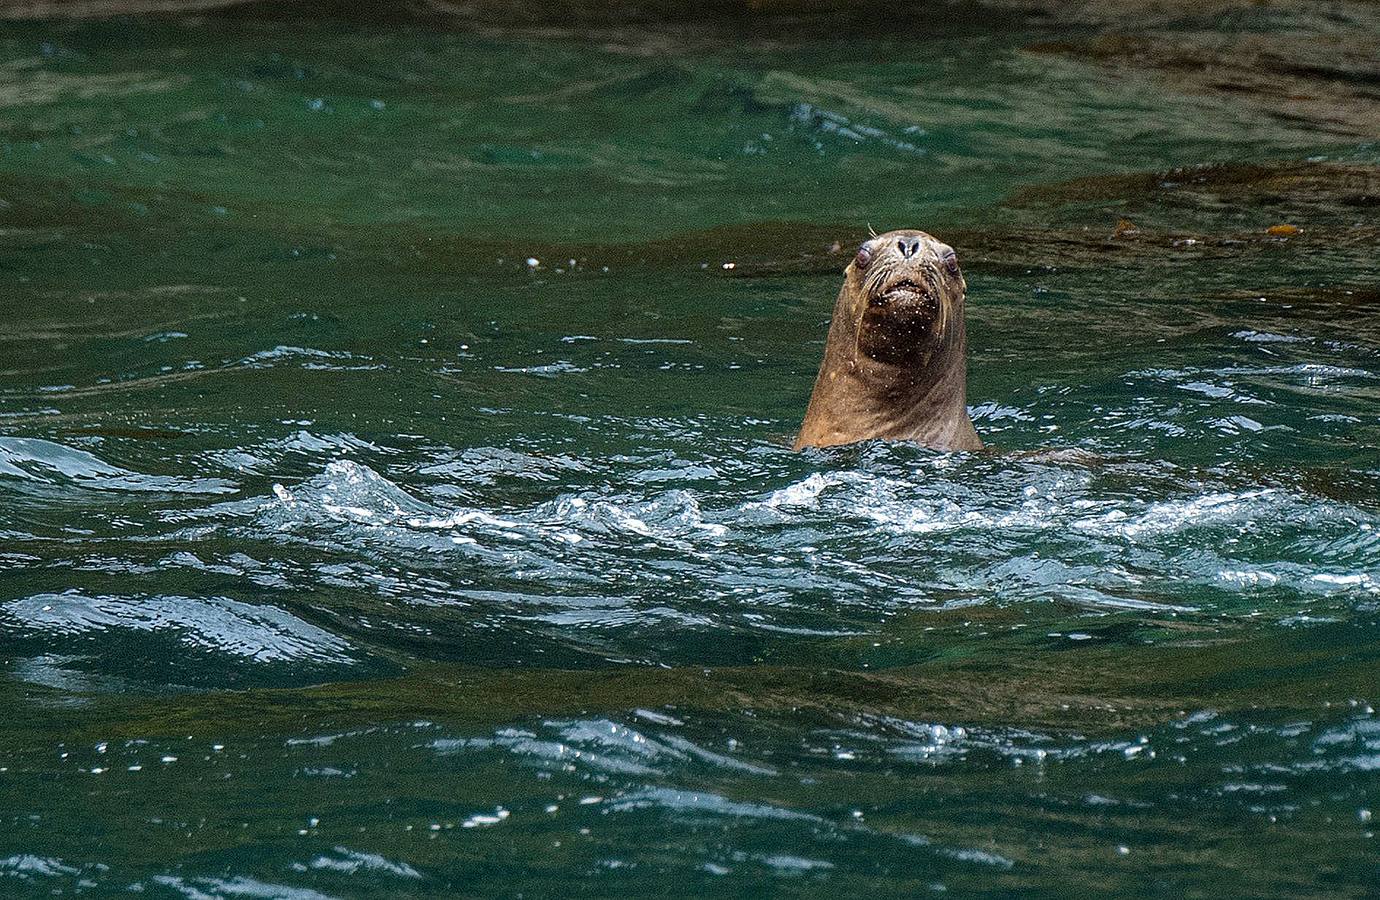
top-left (122, 443), bottom-right (1380, 659)
top-left (4, 591), bottom-right (352, 663)
top-left (0, 437), bottom-right (236, 494)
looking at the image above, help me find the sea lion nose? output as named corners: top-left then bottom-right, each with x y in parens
top-left (897, 238), bottom-right (921, 259)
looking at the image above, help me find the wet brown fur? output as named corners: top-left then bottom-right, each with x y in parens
top-left (794, 229), bottom-right (982, 452)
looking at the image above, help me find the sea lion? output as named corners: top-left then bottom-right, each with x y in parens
top-left (794, 229), bottom-right (982, 452)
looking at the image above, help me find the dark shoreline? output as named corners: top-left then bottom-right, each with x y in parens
top-left (0, 0), bottom-right (1369, 25)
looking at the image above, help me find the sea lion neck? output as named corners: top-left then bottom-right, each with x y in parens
top-left (794, 230), bottom-right (983, 452)
top-left (846, 329), bottom-right (967, 413)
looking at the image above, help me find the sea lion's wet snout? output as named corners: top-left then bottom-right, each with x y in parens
top-left (850, 231), bottom-right (963, 362)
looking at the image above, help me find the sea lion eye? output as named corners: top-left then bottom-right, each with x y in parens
top-left (940, 247), bottom-right (960, 277)
top-left (854, 243), bottom-right (874, 270)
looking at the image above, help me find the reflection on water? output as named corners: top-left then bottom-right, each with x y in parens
top-left (0, 0), bottom-right (1378, 895)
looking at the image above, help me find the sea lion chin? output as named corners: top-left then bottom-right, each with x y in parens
top-left (793, 229), bottom-right (983, 452)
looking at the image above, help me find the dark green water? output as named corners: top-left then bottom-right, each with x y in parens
top-left (1, 6), bottom-right (1379, 896)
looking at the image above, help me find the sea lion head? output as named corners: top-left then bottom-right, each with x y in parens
top-left (845, 229), bottom-right (965, 365)
top-left (794, 228), bottom-right (981, 451)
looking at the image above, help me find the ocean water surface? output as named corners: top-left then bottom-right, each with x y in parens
top-left (1, 4), bottom-right (1378, 896)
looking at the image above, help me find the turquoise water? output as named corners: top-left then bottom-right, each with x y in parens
top-left (1, 6), bottom-right (1379, 896)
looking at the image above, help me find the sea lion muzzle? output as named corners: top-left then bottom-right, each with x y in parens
top-left (871, 278), bottom-right (933, 308)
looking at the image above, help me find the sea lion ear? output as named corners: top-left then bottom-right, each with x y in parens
top-left (939, 246), bottom-right (960, 277)
top-left (854, 241), bottom-right (874, 271)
